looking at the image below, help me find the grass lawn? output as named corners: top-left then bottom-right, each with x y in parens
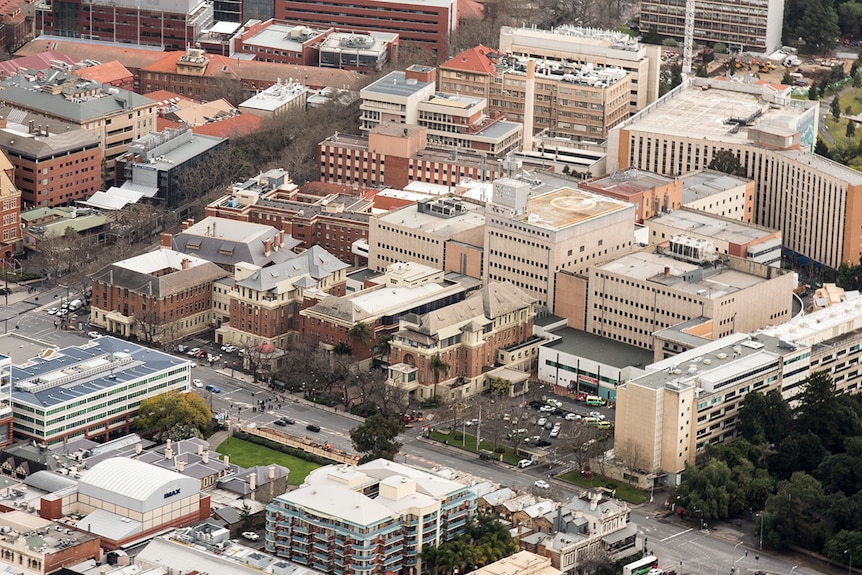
top-left (216, 436), bottom-right (320, 486)
top-left (428, 429), bottom-right (521, 465)
top-left (557, 470), bottom-right (647, 504)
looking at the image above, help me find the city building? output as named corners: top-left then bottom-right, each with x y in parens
top-left (472, 551), bottom-right (561, 575)
top-left (578, 169), bottom-right (680, 224)
top-left (0, 150), bottom-right (22, 257)
top-left (585, 243), bottom-right (794, 350)
top-left (498, 25), bottom-right (662, 115)
top-left (275, 0), bottom-right (460, 62)
top-left (360, 66), bottom-right (522, 158)
top-left (163, 216), bottom-right (301, 274)
top-left (0, 0), bottom-right (29, 55)
top-left (299, 262), bottom-right (471, 361)
top-left (639, 0), bottom-right (785, 54)
top-left (0, 354), bottom-right (11, 449)
top-left (22, 205), bottom-right (107, 254)
top-left (0, 70), bottom-right (156, 167)
top-left (679, 170), bottom-right (754, 222)
top-left (265, 459), bottom-right (477, 574)
top-left (238, 79), bottom-right (308, 119)
top-left (69, 60), bottom-right (135, 91)
top-left (205, 169), bottom-right (372, 267)
top-left (438, 44), bottom-right (499, 101)
top-left (317, 30), bottom-right (397, 72)
top-left (369, 195), bottom-right (485, 276)
top-left (37, 0), bottom-right (214, 50)
top-left (10, 337), bottom-right (193, 445)
top-left (485, 177), bottom-right (635, 313)
top-left (214, 244), bottom-right (349, 353)
top-left (386, 281), bottom-right (536, 402)
top-left (648, 208), bottom-right (782, 267)
top-left (113, 127), bottom-right (228, 209)
top-left (0, 109), bottom-right (101, 209)
top-left (89, 248), bottom-right (229, 342)
top-left (606, 76), bottom-right (862, 271)
top-left (0, 50), bottom-right (78, 80)
top-left (0, 511), bottom-right (101, 574)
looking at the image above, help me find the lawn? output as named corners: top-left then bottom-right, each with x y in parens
top-left (428, 429), bottom-right (522, 465)
top-left (215, 436), bottom-right (320, 485)
top-left (557, 470), bottom-right (647, 504)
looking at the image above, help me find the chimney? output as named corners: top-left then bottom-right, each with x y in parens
top-left (264, 237), bottom-right (272, 257)
top-left (268, 465), bottom-right (275, 480)
top-left (521, 59), bottom-right (537, 153)
top-left (197, 443), bottom-right (204, 455)
top-left (181, 219), bottom-right (191, 231)
top-left (664, 266), bottom-right (670, 277)
top-left (212, 220), bottom-right (216, 237)
top-left (160, 232), bottom-right (172, 248)
top-left (202, 450), bottom-right (209, 464)
top-left (181, 258), bottom-right (190, 270)
top-left (28, 120), bottom-right (33, 133)
top-left (177, 459), bottom-right (185, 472)
top-left (249, 472), bottom-right (256, 491)
top-left (590, 491), bottom-right (599, 511)
top-left (135, 443), bottom-right (142, 455)
top-left (164, 446), bottom-right (173, 460)
top-left (272, 235), bottom-right (279, 251)
top-left (223, 455), bottom-right (229, 466)
top-left (42, 126), bottom-right (49, 137)
top-left (279, 230), bottom-right (285, 246)
top-left (554, 505), bottom-right (563, 532)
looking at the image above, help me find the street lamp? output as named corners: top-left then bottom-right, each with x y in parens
top-left (789, 566), bottom-right (798, 575)
top-left (846, 549), bottom-right (853, 575)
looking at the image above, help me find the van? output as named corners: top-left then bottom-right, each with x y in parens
top-left (68, 299), bottom-right (83, 311)
top-left (586, 395), bottom-right (606, 407)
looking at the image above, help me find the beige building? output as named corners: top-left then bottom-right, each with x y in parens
top-left (586, 242), bottom-right (794, 350)
top-left (498, 25), bottom-right (661, 115)
top-left (680, 170), bottom-right (754, 222)
top-left (471, 551), bottom-right (561, 575)
top-left (485, 177), bottom-right (635, 313)
top-left (368, 195), bottom-right (486, 276)
top-left (607, 77), bottom-right (862, 271)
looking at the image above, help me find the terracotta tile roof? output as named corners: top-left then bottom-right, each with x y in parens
top-left (441, 45), bottom-right (499, 76)
top-left (142, 90), bottom-right (197, 104)
top-left (0, 50), bottom-right (77, 79)
top-left (156, 117), bottom-right (183, 131)
top-left (142, 51), bottom-right (363, 90)
top-left (15, 40), bottom-right (167, 72)
top-left (70, 60), bottom-right (133, 85)
top-left (190, 113), bottom-right (262, 139)
top-left (457, 0), bottom-right (485, 21)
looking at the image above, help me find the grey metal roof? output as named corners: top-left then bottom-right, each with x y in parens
top-left (236, 245), bottom-right (348, 292)
top-left (24, 469), bottom-right (78, 493)
top-left (541, 326), bottom-right (654, 369)
top-left (90, 253), bottom-right (229, 298)
top-left (172, 217), bottom-right (301, 268)
top-left (362, 70), bottom-right (433, 98)
top-left (0, 106), bottom-right (100, 159)
top-left (0, 70), bottom-right (154, 123)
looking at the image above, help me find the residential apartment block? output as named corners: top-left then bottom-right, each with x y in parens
top-left (586, 243), bottom-right (794, 350)
top-left (215, 245), bottom-right (349, 353)
top-left (369, 195), bottom-right (485, 276)
top-left (275, 0), bottom-right (459, 61)
top-left (38, 0), bottom-right (213, 50)
top-left (485, 177), bottom-right (635, 312)
top-left (89, 249), bottom-right (229, 342)
top-left (639, 0), bottom-right (785, 54)
top-left (0, 70), bottom-right (155, 168)
top-left (11, 337), bottom-right (193, 445)
top-left (265, 459), bottom-right (477, 574)
top-left (498, 26), bottom-right (662, 115)
top-left (205, 169), bottom-right (372, 267)
top-left (0, 112), bottom-right (100, 209)
top-left (607, 77), bottom-right (862, 271)
top-left (387, 281), bottom-right (536, 402)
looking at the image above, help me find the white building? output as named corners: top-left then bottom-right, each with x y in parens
top-left (239, 79), bottom-right (308, 119)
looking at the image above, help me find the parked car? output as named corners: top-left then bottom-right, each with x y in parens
top-left (205, 384), bottom-right (221, 393)
top-left (87, 331), bottom-right (101, 338)
top-left (242, 532), bottom-right (259, 541)
top-left (195, 349), bottom-right (208, 358)
top-left (192, 379), bottom-right (203, 388)
top-left (537, 417), bottom-right (548, 426)
top-left (187, 347), bottom-right (200, 356)
top-left (535, 439), bottom-right (552, 447)
top-left (547, 399), bottom-right (563, 408)
top-left (517, 459), bottom-right (533, 468)
top-left (177, 345), bottom-right (189, 353)
top-left (534, 480), bottom-right (550, 489)
top-left (550, 427), bottom-right (561, 438)
top-left (539, 405), bottom-right (555, 412)
top-left (565, 412), bottom-right (581, 421)
top-left (306, 424), bottom-right (321, 432)
top-left (544, 421), bottom-right (554, 430)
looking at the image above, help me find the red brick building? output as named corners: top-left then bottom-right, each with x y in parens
top-left (0, 149), bottom-right (21, 258)
top-left (206, 169), bottom-right (373, 267)
top-left (0, 110), bottom-right (101, 209)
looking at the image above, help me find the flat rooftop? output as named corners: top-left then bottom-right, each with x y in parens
top-left (376, 198), bottom-right (485, 236)
top-left (544, 327), bottom-right (653, 368)
top-left (650, 208), bottom-right (778, 244)
top-left (582, 170), bottom-right (675, 199)
top-left (760, 295), bottom-right (862, 347)
top-left (682, 169), bottom-right (749, 203)
top-left (520, 186), bottom-right (631, 231)
top-left (362, 70), bottom-right (433, 99)
top-left (243, 23), bottom-right (326, 50)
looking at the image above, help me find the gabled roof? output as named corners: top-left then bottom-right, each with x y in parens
top-left (171, 216), bottom-right (300, 268)
top-left (90, 248), bottom-right (229, 297)
top-left (69, 60), bottom-right (133, 84)
top-left (236, 244), bottom-right (347, 292)
top-left (0, 50), bottom-right (78, 79)
top-left (441, 45), bottom-right (499, 76)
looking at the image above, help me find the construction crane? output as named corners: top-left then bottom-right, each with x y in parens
top-left (682, 0), bottom-right (695, 75)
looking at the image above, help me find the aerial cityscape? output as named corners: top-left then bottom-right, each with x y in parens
top-left (0, 0), bottom-right (853, 573)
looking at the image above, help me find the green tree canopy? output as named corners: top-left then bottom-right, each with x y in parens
top-left (421, 515), bottom-right (516, 575)
top-left (832, 95), bottom-right (843, 120)
top-left (764, 472), bottom-right (827, 549)
top-left (135, 390), bottom-right (211, 438)
top-left (794, 371), bottom-right (862, 453)
top-left (349, 413), bottom-right (405, 463)
top-left (708, 150), bottom-right (746, 176)
top-left (737, 390), bottom-right (792, 445)
top-left (430, 354), bottom-right (450, 400)
top-left (676, 458), bottom-right (738, 521)
top-left (795, 0), bottom-right (840, 53)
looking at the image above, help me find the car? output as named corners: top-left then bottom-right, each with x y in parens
top-left (535, 439), bottom-right (552, 447)
top-left (195, 349), bottom-right (208, 358)
top-left (56, 309), bottom-right (68, 316)
top-left (529, 400), bottom-right (544, 410)
top-left (241, 531), bottom-right (259, 541)
top-left (192, 379), bottom-right (203, 388)
top-left (47, 307), bottom-right (59, 315)
top-left (177, 345), bottom-right (189, 353)
top-left (222, 344), bottom-right (237, 353)
top-left (544, 421), bottom-right (554, 430)
top-left (517, 459), bottom-right (533, 468)
top-left (550, 427), bottom-right (561, 438)
top-left (205, 384), bottom-right (221, 393)
top-left (465, 418), bottom-right (480, 427)
top-left (87, 331), bottom-right (101, 338)
top-left (280, 416), bottom-right (295, 425)
top-left (547, 399), bottom-right (563, 408)
top-left (274, 418), bottom-right (287, 426)
top-left (306, 424), bottom-right (321, 432)
top-left (534, 480), bottom-right (550, 489)
top-left (565, 412), bottom-right (581, 421)
top-left (589, 411), bottom-right (606, 420)
top-left (537, 417), bottom-right (548, 426)
top-left (187, 347), bottom-right (200, 356)
top-left (539, 405), bottom-right (555, 412)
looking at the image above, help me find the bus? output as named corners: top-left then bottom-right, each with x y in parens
top-left (623, 555), bottom-right (659, 575)
top-left (586, 395), bottom-right (606, 406)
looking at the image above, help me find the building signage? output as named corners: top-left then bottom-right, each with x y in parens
top-left (164, 488), bottom-right (181, 499)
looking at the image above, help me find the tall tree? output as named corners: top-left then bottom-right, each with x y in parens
top-left (430, 353), bottom-right (450, 401)
top-left (795, 0), bottom-right (840, 53)
top-left (135, 390), bottom-right (211, 439)
top-left (676, 458), bottom-right (738, 521)
top-left (833, 95), bottom-right (843, 120)
top-left (349, 413), bottom-right (405, 462)
top-left (347, 321), bottom-right (372, 356)
top-left (708, 150), bottom-right (747, 176)
top-left (763, 472), bottom-right (827, 550)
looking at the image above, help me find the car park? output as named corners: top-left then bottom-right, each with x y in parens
top-left (534, 480), bottom-right (550, 489)
top-left (517, 459), bottom-right (533, 468)
top-left (242, 532), bottom-right (259, 541)
top-left (306, 424), bottom-right (321, 432)
top-left (192, 379), bottom-right (203, 388)
top-left (205, 384), bottom-right (221, 393)
top-left (544, 421), bottom-right (554, 430)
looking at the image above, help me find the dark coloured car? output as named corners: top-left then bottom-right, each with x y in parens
top-left (306, 424), bottom-right (321, 432)
top-left (279, 417), bottom-right (295, 425)
top-left (274, 418), bottom-right (287, 426)
top-left (205, 384), bottom-right (221, 393)
top-left (535, 439), bottom-right (552, 447)
top-left (529, 400), bottom-right (544, 410)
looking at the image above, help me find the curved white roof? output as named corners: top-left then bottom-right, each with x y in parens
top-left (81, 457), bottom-right (186, 502)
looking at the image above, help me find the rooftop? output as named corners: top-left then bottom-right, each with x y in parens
top-left (520, 186), bottom-right (632, 231)
top-left (375, 196), bottom-right (485, 235)
top-left (242, 22), bottom-right (327, 51)
top-left (650, 208), bottom-right (779, 244)
top-left (361, 70), bottom-right (434, 99)
top-left (581, 170), bottom-right (675, 198)
top-left (0, 107), bottom-right (100, 157)
top-left (235, 245), bottom-right (349, 292)
top-left (681, 169), bottom-right (750, 203)
top-left (760, 294), bottom-right (862, 347)
top-left (441, 45), bottom-right (499, 76)
top-left (239, 79), bottom-right (307, 112)
top-left (542, 326), bottom-right (654, 368)
top-left (172, 216), bottom-right (300, 267)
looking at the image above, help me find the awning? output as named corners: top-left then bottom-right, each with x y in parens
top-left (602, 524), bottom-right (637, 545)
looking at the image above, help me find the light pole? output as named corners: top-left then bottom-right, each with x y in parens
top-left (790, 566), bottom-right (798, 575)
top-left (846, 549), bottom-right (853, 575)
top-left (758, 512), bottom-right (764, 550)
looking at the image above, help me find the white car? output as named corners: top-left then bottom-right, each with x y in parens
top-left (87, 331), bottom-right (101, 338)
top-left (47, 307), bottom-right (59, 315)
top-left (187, 347), bottom-right (200, 357)
top-left (547, 399), bottom-right (563, 408)
top-left (517, 459), bottom-right (533, 468)
top-left (589, 411), bottom-right (606, 420)
top-left (565, 412), bottom-right (581, 421)
top-left (534, 480), bottom-right (550, 489)
top-left (241, 531), bottom-right (259, 541)
top-left (539, 405), bottom-right (555, 412)
top-left (537, 417), bottom-right (548, 426)
top-left (192, 379), bottom-right (203, 388)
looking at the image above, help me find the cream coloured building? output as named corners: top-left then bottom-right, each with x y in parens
top-left (587, 242), bottom-right (794, 350)
top-left (607, 77), bottom-right (862, 270)
top-left (485, 177), bottom-right (635, 312)
top-left (679, 170), bottom-right (754, 222)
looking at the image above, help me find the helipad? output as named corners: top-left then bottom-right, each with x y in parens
top-left (519, 186), bottom-right (632, 230)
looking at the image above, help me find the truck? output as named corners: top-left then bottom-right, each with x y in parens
top-left (784, 55), bottom-right (801, 67)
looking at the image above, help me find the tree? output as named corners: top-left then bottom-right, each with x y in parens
top-left (782, 69), bottom-right (793, 85)
top-left (713, 42), bottom-right (728, 54)
top-left (347, 321), bottom-right (372, 357)
top-left (763, 472), bottom-right (827, 550)
top-left (848, 121), bottom-right (857, 138)
top-left (832, 95), bottom-right (843, 120)
top-left (815, 136), bottom-right (831, 158)
top-left (708, 149), bottom-right (747, 176)
top-left (487, 376), bottom-right (510, 397)
top-left (349, 413), bottom-right (405, 462)
top-left (135, 390), bottom-right (211, 438)
top-left (795, 0), bottom-right (840, 53)
top-left (737, 390), bottom-right (792, 446)
top-left (854, 72), bottom-right (862, 89)
top-left (430, 354), bottom-right (450, 401)
top-left (794, 371), bottom-right (862, 453)
top-left (676, 458), bottom-right (738, 521)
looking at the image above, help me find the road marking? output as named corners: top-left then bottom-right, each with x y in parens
top-left (661, 528), bottom-right (693, 542)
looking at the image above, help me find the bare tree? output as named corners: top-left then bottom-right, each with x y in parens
top-left (616, 438), bottom-right (647, 472)
top-left (133, 307), bottom-right (161, 345)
